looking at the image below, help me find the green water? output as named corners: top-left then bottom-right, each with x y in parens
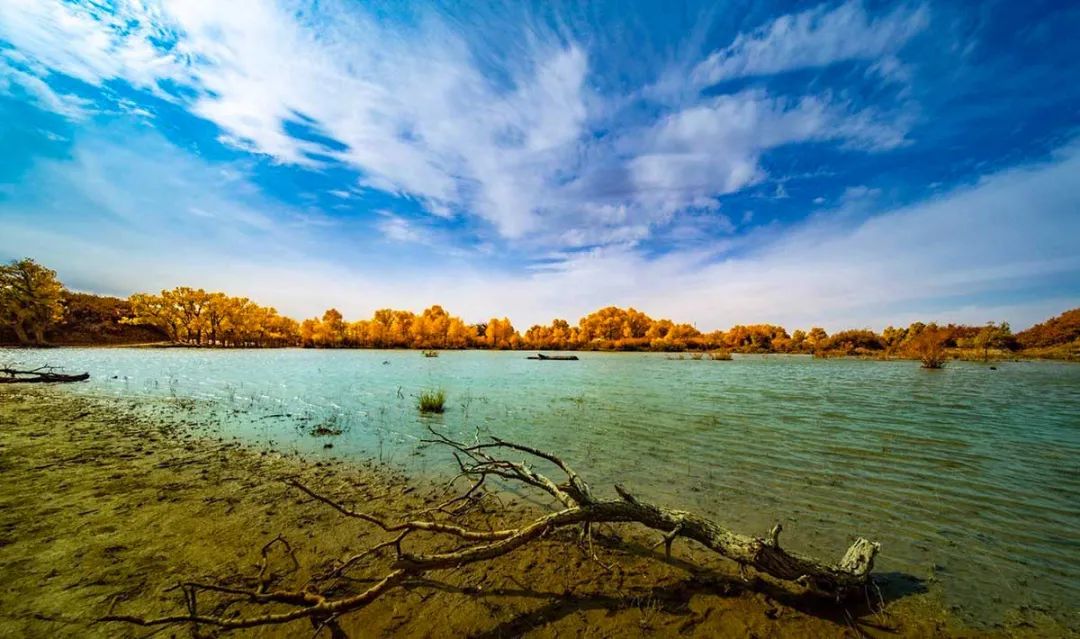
top-left (4, 348), bottom-right (1078, 627)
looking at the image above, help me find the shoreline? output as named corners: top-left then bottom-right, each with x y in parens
top-left (2, 342), bottom-right (1076, 364)
top-left (0, 387), bottom-right (1070, 637)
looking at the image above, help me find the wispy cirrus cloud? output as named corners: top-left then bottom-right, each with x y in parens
top-left (691, 0), bottom-right (929, 87)
top-left (374, 213), bottom-right (420, 244)
top-left (3, 123), bottom-right (1075, 331)
top-left (0, 0), bottom-right (182, 90)
top-left (0, 0), bottom-right (914, 250)
top-left (623, 90), bottom-right (909, 217)
top-left (1, 0), bottom-right (1077, 329)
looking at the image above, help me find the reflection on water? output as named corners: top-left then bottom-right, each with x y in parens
top-left (4, 348), bottom-right (1078, 628)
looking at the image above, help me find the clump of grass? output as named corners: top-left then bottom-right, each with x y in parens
top-left (707, 350), bottom-right (733, 361)
top-left (422, 350), bottom-right (439, 358)
top-left (418, 389), bottom-right (446, 414)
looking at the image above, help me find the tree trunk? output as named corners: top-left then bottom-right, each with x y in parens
top-left (32, 323), bottom-right (46, 345)
top-left (11, 320), bottom-right (30, 345)
top-left (0, 367), bottom-right (89, 383)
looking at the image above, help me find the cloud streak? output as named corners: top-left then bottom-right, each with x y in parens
top-left (1, 0), bottom-right (915, 249)
top-left (0, 1), bottom-right (1076, 330)
top-left (691, 0), bottom-right (928, 86)
top-left (2, 125), bottom-right (1075, 331)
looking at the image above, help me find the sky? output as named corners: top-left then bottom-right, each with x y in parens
top-left (1, 0), bottom-right (1078, 331)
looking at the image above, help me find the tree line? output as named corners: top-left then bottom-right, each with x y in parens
top-left (2, 258), bottom-right (1077, 359)
top-left (128, 289), bottom-right (298, 347)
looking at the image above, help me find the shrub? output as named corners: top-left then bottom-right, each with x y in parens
top-left (911, 329), bottom-right (948, 369)
top-left (418, 389), bottom-right (446, 414)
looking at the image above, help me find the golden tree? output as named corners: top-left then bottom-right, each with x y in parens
top-left (0, 258), bottom-right (65, 345)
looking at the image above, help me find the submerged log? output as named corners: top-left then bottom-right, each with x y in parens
top-left (527, 353), bottom-right (579, 360)
top-left (0, 367), bottom-right (90, 384)
top-left (104, 428), bottom-right (879, 631)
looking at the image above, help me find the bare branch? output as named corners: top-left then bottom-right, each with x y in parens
top-left (104, 431), bottom-right (880, 632)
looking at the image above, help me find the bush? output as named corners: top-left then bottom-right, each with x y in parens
top-left (418, 389), bottom-right (446, 414)
top-left (910, 329), bottom-right (948, 369)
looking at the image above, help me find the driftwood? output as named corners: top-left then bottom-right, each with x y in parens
top-left (0, 366), bottom-right (89, 384)
top-left (102, 428), bottom-right (879, 632)
top-left (527, 353), bottom-right (579, 360)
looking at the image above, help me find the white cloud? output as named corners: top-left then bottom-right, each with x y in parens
top-left (0, 57), bottom-right (94, 118)
top-left (8, 1), bottom-right (1069, 334)
top-left (0, 129), bottom-right (308, 276)
top-left (1, 0), bottom-right (917, 251)
top-left (0, 0), bottom-right (183, 91)
top-left (375, 212), bottom-right (426, 244)
top-left (692, 0), bottom-right (929, 87)
top-left (619, 91), bottom-right (907, 218)
top-left (3, 126), bottom-right (1075, 333)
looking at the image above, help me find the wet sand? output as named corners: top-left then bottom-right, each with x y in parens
top-left (0, 387), bottom-right (1068, 638)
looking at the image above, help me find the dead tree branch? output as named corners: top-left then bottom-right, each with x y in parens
top-left (0, 366), bottom-right (89, 383)
top-left (103, 428), bottom-right (880, 632)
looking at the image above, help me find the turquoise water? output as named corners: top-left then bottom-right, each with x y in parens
top-left (3, 348), bottom-right (1078, 627)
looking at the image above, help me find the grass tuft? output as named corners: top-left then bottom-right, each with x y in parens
top-left (418, 389), bottom-right (446, 414)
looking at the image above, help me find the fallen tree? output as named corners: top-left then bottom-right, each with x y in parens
top-left (0, 366), bottom-right (89, 384)
top-left (102, 428), bottom-right (880, 632)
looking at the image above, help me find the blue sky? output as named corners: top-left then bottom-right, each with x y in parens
top-left (1, 0), bottom-right (1077, 330)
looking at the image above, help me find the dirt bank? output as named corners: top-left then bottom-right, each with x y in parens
top-left (0, 388), bottom-right (1066, 638)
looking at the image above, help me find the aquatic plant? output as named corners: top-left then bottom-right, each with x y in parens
top-left (707, 350), bottom-right (733, 361)
top-left (418, 389), bottom-right (446, 414)
top-left (422, 349), bottom-right (439, 358)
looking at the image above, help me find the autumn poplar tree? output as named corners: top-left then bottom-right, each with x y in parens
top-left (0, 258), bottom-right (65, 345)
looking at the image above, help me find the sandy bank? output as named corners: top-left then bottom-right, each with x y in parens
top-left (0, 387), bottom-right (1066, 638)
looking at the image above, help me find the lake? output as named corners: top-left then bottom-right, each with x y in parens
top-left (3, 348), bottom-right (1078, 628)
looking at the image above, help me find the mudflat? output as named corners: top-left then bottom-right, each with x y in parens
top-left (0, 388), bottom-right (1065, 638)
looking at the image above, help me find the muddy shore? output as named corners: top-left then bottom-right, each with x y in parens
top-left (0, 387), bottom-right (1068, 638)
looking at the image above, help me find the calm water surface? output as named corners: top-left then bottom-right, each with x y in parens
top-left (4, 348), bottom-right (1078, 627)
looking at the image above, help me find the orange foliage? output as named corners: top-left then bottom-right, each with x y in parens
top-left (6, 259), bottom-right (1069, 357)
top-left (128, 288), bottom-right (298, 347)
top-left (1016, 308), bottom-right (1080, 348)
top-left (302, 305), bottom-right (479, 349)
